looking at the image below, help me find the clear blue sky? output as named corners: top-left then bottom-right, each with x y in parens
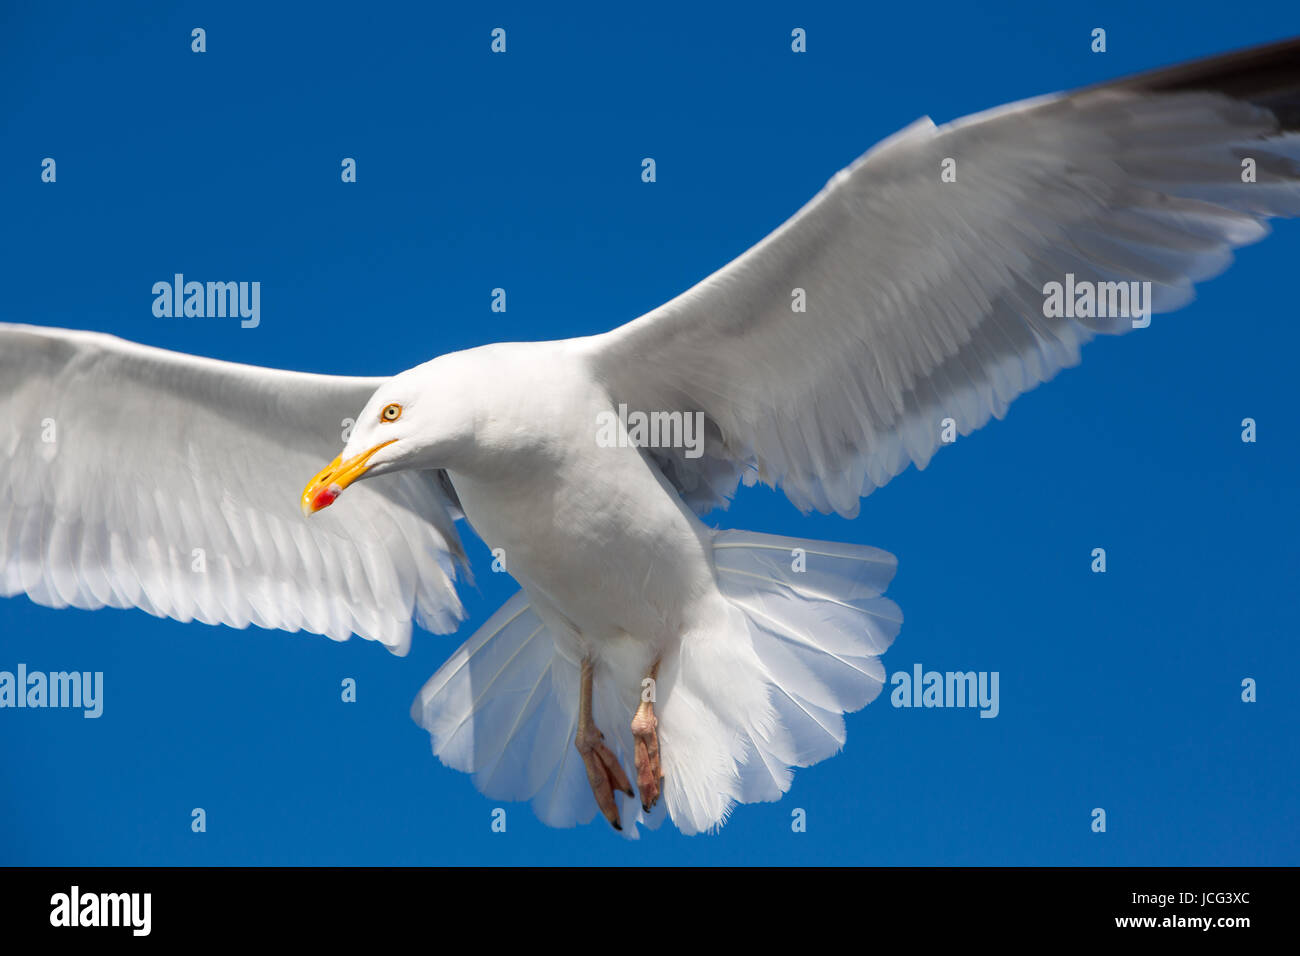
top-left (2, 0), bottom-right (1297, 865)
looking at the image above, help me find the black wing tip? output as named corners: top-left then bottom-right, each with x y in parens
top-left (1097, 35), bottom-right (1300, 130)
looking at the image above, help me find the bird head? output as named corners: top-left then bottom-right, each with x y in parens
top-left (300, 358), bottom-right (476, 516)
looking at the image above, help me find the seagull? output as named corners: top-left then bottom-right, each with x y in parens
top-left (3, 37), bottom-right (1299, 836)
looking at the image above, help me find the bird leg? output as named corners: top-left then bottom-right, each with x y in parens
top-left (632, 659), bottom-right (663, 812)
top-left (575, 657), bottom-right (633, 831)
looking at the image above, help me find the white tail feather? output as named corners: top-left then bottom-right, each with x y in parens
top-left (411, 529), bottom-right (901, 835)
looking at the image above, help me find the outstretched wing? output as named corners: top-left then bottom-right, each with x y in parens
top-left (0, 323), bottom-right (467, 653)
top-left (586, 38), bottom-right (1300, 517)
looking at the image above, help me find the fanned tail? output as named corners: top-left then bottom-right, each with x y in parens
top-left (410, 591), bottom-right (662, 837)
top-left (654, 529), bottom-right (902, 834)
top-left (411, 529), bottom-right (902, 836)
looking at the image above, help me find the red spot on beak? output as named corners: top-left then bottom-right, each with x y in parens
top-left (312, 483), bottom-right (342, 511)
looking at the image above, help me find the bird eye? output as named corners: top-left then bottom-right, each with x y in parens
top-left (381, 403), bottom-right (402, 422)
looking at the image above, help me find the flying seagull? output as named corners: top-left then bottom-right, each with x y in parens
top-left (3, 38), bottom-right (1299, 836)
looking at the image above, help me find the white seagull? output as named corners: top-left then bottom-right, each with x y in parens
top-left (3, 38), bottom-right (1299, 835)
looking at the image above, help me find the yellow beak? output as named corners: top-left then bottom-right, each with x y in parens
top-left (301, 440), bottom-right (396, 516)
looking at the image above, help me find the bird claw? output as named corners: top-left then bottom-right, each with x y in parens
top-left (632, 704), bottom-right (662, 812)
top-left (576, 726), bottom-right (633, 830)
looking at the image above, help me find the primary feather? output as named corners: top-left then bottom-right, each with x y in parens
top-left (590, 37), bottom-right (1300, 517)
top-left (0, 324), bottom-right (466, 653)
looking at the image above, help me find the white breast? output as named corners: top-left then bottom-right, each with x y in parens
top-left (447, 349), bottom-right (720, 659)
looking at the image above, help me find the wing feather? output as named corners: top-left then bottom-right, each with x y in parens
top-left (587, 38), bottom-right (1300, 516)
top-left (0, 322), bottom-right (467, 653)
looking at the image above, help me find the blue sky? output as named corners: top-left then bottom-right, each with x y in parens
top-left (2, 0), bottom-right (1298, 865)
